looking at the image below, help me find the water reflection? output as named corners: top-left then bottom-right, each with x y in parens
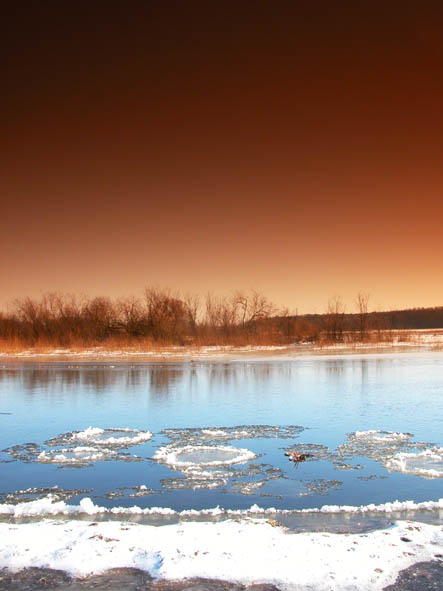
top-left (0, 362), bottom-right (298, 398)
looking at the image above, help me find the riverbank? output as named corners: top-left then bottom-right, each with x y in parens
top-left (0, 329), bottom-right (442, 363)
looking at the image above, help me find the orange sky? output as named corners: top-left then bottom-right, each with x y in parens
top-left (2, 1), bottom-right (442, 313)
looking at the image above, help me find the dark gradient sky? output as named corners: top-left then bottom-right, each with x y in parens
top-left (2, 1), bottom-right (442, 312)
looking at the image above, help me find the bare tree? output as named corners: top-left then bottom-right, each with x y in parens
top-left (355, 292), bottom-right (370, 341)
top-left (117, 296), bottom-right (145, 337)
top-left (234, 290), bottom-right (275, 326)
top-left (325, 295), bottom-right (346, 342)
top-left (144, 287), bottom-right (187, 342)
top-left (183, 293), bottom-right (200, 337)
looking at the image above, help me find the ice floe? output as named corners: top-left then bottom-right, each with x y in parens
top-left (0, 486), bottom-right (91, 505)
top-left (331, 430), bottom-right (432, 473)
top-left (3, 426), bottom-right (152, 468)
top-left (154, 444), bottom-right (256, 468)
top-left (47, 426), bottom-right (153, 448)
top-left (37, 446), bottom-right (121, 466)
top-left (332, 430), bottom-right (443, 480)
top-left (153, 444), bottom-right (262, 493)
top-left (151, 425), bottom-right (304, 494)
top-left (299, 479), bottom-right (343, 496)
top-left (385, 447), bottom-right (443, 478)
top-left (161, 424), bottom-right (304, 445)
top-left (105, 485), bottom-right (156, 499)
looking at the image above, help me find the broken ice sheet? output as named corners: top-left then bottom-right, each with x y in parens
top-left (2, 443), bottom-right (42, 463)
top-left (0, 486), bottom-right (91, 505)
top-left (161, 424), bottom-right (304, 446)
top-left (298, 478), bottom-right (343, 496)
top-left (4, 426), bottom-right (152, 468)
top-left (45, 427), bottom-right (152, 448)
top-left (330, 430), bottom-right (433, 474)
top-left (155, 440), bottom-right (285, 495)
top-left (153, 425), bottom-right (300, 495)
top-left (385, 447), bottom-right (443, 479)
top-left (104, 485), bottom-right (156, 499)
top-left (36, 445), bottom-right (144, 467)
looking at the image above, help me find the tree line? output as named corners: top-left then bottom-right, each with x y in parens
top-left (0, 289), bottom-right (441, 348)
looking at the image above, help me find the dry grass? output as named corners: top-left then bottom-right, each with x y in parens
top-left (1, 291), bottom-right (442, 356)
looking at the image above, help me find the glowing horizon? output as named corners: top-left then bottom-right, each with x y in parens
top-left (2, 3), bottom-right (442, 314)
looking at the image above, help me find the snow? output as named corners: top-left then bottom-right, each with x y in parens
top-left (1, 496), bottom-right (443, 519)
top-left (354, 430), bottom-right (411, 442)
top-left (0, 517), bottom-right (442, 589)
top-left (73, 426), bottom-right (152, 446)
top-left (153, 444), bottom-right (256, 468)
top-left (37, 446), bottom-right (118, 464)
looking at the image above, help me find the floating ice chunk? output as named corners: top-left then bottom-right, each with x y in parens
top-left (386, 447), bottom-right (443, 478)
top-left (161, 425), bottom-right (304, 446)
top-left (154, 444), bottom-right (256, 468)
top-left (354, 430), bottom-right (412, 442)
top-left (153, 443), bottom-right (258, 492)
top-left (332, 430), bottom-right (420, 471)
top-left (0, 487), bottom-right (91, 505)
top-left (105, 485), bottom-right (155, 499)
top-left (37, 446), bottom-right (119, 465)
top-left (49, 427), bottom-right (152, 448)
top-left (74, 426), bottom-right (104, 439)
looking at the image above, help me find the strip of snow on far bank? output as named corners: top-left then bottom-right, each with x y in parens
top-left (0, 516), bottom-right (442, 590)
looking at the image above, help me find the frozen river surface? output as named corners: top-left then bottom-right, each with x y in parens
top-left (0, 352), bottom-right (442, 514)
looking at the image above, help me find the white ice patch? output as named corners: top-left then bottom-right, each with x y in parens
top-left (386, 447), bottom-right (443, 478)
top-left (354, 430), bottom-right (412, 443)
top-left (59, 426), bottom-right (152, 447)
top-left (154, 444), bottom-right (256, 468)
top-left (161, 425), bottom-right (304, 446)
top-left (333, 429), bottom-right (428, 473)
top-left (37, 446), bottom-right (118, 465)
top-left (0, 517), bottom-right (442, 589)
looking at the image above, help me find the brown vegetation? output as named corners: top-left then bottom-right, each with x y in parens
top-left (0, 289), bottom-right (442, 351)
top-left (0, 289), bottom-right (315, 349)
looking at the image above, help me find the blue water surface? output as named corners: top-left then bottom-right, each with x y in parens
top-left (0, 352), bottom-right (442, 512)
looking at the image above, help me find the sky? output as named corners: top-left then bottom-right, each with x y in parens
top-left (2, 1), bottom-right (442, 314)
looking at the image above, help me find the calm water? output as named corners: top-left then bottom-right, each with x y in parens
top-left (0, 352), bottom-right (442, 513)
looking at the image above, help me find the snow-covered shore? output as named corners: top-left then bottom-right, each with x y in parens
top-left (1, 497), bottom-right (443, 589)
top-left (1, 514), bottom-right (442, 590)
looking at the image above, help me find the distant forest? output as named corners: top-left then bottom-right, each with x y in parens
top-left (0, 289), bottom-right (442, 348)
top-left (304, 308), bottom-right (443, 331)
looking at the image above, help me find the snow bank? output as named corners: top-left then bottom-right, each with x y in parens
top-left (0, 517), bottom-right (442, 589)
